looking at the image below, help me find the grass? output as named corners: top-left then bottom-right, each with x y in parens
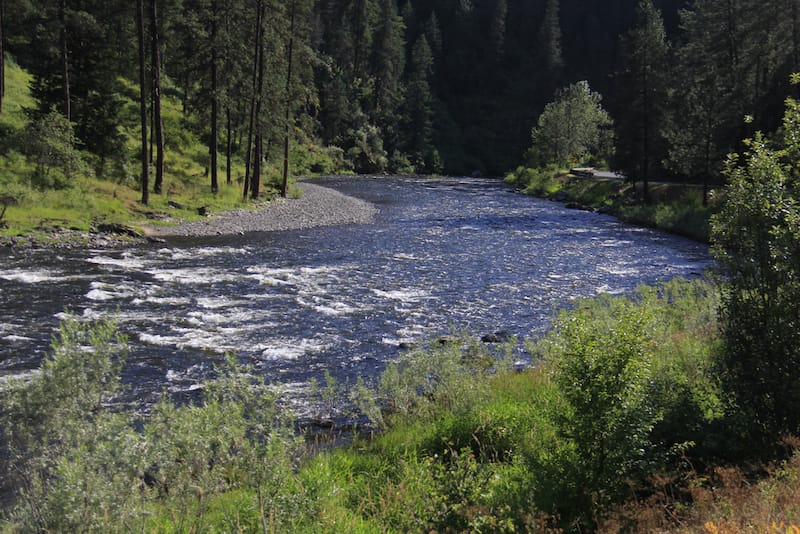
top-left (505, 165), bottom-right (719, 242)
top-left (0, 55), bottom-right (342, 242)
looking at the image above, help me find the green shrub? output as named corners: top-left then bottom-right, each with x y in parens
top-left (712, 134), bottom-right (800, 444)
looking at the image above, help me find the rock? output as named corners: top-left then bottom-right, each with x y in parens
top-left (554, 192), bottom-right (569, 202)
top-left (198, 206), bottom-right (208, 216)
top-left (398, 341), bottom-right (417, 350)
top-left (481, 331), bottom-right (513, 343)
top-left (95, 223), bottom-right (142, 238)
top-left (147, 236), bottom-right (166, 244)
top-left (168, 200), bottom-right (185, 209)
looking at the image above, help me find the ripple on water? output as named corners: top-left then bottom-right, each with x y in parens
top-left (0, 176), bottom-right (712, 406)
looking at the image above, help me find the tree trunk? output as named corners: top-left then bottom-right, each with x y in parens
top-left (151, 0), bottom-right (165, 194)
top-left (0, 0), bottom-right (5, 114)
top-left (136, 0), bottom-right (149, 205)
top-left (226, 107), bottom-right (232, 185)
top-left (209, 0), bottom-right (219, 194)
top-left (253, 131), bottom-right (262, 198)
top-left (282, 0), bottom-right (296, 199)
top-left (251, 4), bottom-right (266, 201)
top-left (243, 0), bottom-right (263, 199)
top-left (60, 0), bottom-right (70, 120)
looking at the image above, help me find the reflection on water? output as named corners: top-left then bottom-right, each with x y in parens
top-left (0, 176), bottom-right (711, 406)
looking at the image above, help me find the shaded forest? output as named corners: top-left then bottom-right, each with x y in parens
top-left (1, 0), bottom-right (798, 187)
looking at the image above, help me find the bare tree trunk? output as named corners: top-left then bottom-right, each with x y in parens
top-left (226, 107), bottom-right (232, 185)
top-left (137, 0), bottom-right (149, 205)
top-left (251, 6), bottom-right (266, 201)
top-left (282, 0), bottom-right (296, 199)
top-left (151, 0), bottom-right (165, 194)
top-left (243, 0), bottom-right (263, 199)
top-left (0, 0), bottom-right (5, 114)
top-left (60, 0), bottom-right (70, 120)
top-left (253, 131), bottom-right (262, 198)
top-left (210, 0), bottom-right (219, 194)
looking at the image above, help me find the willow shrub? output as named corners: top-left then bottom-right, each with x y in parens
top-left (0, 317), bottom-right (308, 533)
top-left (524, 278), bottom-right (722, 528)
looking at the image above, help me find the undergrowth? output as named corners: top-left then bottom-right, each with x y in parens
top-left (505, 165), bottom-right (718, 242)
top-left (0, 55), bottom-right (344, 239)
top-left (3, 279), bottom-right (800, 532)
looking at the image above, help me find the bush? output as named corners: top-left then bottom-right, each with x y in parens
top-left (23, 110), bottom-right (91, 189)
top-left (0, 318), bottom-right (308, 532)
top-left (711, 89), bottom-right (800, 444)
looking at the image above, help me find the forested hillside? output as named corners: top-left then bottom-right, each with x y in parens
top-left (1, 0), bottom-right (797, 191)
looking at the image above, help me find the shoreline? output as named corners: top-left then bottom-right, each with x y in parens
top-left (0, 182), bottom-right (378, 250)
top-left (144, 181), bottom-right (378, 238)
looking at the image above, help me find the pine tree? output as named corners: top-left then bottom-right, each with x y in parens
top-left (613, 0), bottom-right (671, 201)
top-left (538, 0), bottom-right (563, 75)
top-left (404, 34), bottom-right (438, 172)
top-left (489, 0), bottom-right (507, 60)
top-left (371, 0), bottom-right (406, 162)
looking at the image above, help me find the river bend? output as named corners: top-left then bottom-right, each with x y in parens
top-left (0, 176), bottom-right (711, 406)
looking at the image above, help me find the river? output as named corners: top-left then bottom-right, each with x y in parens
top-left (0, 176), bottom-right (711, 410)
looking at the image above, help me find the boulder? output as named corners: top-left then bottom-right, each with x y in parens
top-left (95, 223), bottom-right (142, 238)
top-left (481, 331), bottom-right (513, 343)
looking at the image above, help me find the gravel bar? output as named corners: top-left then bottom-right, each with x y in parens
top-left (149, 181), bottom-right (377, 238)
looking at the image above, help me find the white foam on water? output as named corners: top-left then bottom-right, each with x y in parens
top-left (131, 296), bottom-right (191, 306)
top-left (310, 301), bottom-right (360, 317)
top-left (161, 246), bottom-right (251, 261)
top-left (598, 266), bottom-right (639, 276)
top-left (149, 266), bottom-right (253, 285)
top-left (372, 288), bottom-right (430, 304)
top-left (595, 238), bottom-right (634, 248)
top-left (196, 296), bottom-right (244, 309)
top-left (595, 284), bottom-right (626, 295)
top-left (1, 269), bottom-right (63, 284)
top-left (138, 332), bottom-right (180, 347)
top-left (392, 253), bottom-right (422, 261)
top-left (85, 281), bottom-right (138, 301)
top-left (3, 334), bottom-right (35, 342)
top-left (86, 253), bottom-right (148, 270)
top-left (257, 337), bottom-right (330, 361)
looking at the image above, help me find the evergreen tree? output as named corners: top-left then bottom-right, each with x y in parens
top-left (136, 0), bottom-right (149, 204)
top-left (371, 0), bottom-right (406, 164)
top-left (612, 0), bottom-right (671, 201)
top-left (489, 0), bottom-right (507, 60)
top-left (538, 0), bottom-right (563, 75)
top-left (404, 34), bottom-right (439, 173)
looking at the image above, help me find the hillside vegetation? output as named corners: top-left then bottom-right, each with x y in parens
top-left (0, 56), bottom-right (340, 245)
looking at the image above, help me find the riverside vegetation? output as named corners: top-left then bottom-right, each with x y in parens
top-left (5, 81), bottom-right (800, 534)
top-left (4, 2), bottom-right (800, 531)
top-left (2, 277), bottom-right (798, 532)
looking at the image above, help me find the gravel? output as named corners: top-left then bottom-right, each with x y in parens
top-left (148, 181), bottom-right (378, 238)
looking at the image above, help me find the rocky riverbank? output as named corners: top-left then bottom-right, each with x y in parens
top-left (146, 181), bottom-right (377, 238)
top-left (0, 182), bottom-right (378, 250)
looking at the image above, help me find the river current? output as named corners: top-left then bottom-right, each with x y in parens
top-left (0, 176), bottom-right (711, 408)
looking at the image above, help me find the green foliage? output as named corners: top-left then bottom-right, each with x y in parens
top-left (530, 80), bottom-right (613, 167)
top-left (711, 87), bottom-right (800, 442)
top-left (376, 334), bottom-right (515, 426)
top-left (0, 318), bottom-right (309, 532)
top-left (0, 314), bottom-right (137, 532)
top-left (23, 109), bottom-right (91, 189)
top-left (532, 300), bottom-right (661, 524)
top-left (0, 280), bottom-right (725, 531)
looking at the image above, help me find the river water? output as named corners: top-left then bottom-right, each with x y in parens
top-left (0, 176), bottom-right (711, 408)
